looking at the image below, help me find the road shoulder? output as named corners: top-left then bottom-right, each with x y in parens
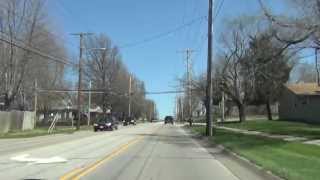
top-left (182, 126), bottom-right (282, 180)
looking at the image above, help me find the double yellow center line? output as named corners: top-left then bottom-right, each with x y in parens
top-left (60, 136), bottom-right (143, 180)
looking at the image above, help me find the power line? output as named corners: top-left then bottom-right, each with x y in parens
top-left (146, 90), bottom-right (185, 95)
top-left (189, 0), bottom-right (224, 66)
top-left (38, 88), bottom-right (195, 96)
top-left (0, 32), bottom-right (77, 67)
top-left (183, 0), bottom-right (201, 49)
top-left (214, 0), bottom-right (224, 21)
top-left (54, 0), bottom-right (91, 32)
top-left (37, 88), bottom-right (129, 96)
top-left (0, 4), bottom-right (78, 49)
top-left (119, 16), bottom-right (206, 49)
top-left (38, 88), bottom-right (197, 96)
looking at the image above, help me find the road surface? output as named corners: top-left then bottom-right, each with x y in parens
top-left (0, 123), bottom-right (272, 180)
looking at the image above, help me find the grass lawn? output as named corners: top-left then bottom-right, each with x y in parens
top-left (0, 126), bottom-right (92, 139)
top-left (188, 125), bottom-right (320, 180)
top-left (222, 119), bottom-right (320, 139)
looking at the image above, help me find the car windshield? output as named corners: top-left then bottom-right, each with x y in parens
top-left (96, 115), bottom-right (113, 123)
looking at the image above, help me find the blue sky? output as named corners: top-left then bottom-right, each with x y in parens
top-left (46, 0), bottom-right (286, 118)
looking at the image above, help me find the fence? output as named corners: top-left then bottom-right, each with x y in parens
top-left (0, 111), bottom-right (35, 133)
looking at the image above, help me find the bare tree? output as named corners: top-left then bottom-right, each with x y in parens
top-left (291, 62), bottom-right (318, 83)
top-left (0, 0), bottom-right (66, 111)
top-left (259, 0), bottom-right (319, 50)
top-left (245, 31), bottom-right (293, 120)
top-left (84, 34), bottom-right (155, 120)
top-left (217, 21), bottom-right (254, 122)
top-left (84, 34), bottom-right (121, 113)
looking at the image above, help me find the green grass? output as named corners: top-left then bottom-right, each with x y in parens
top-left (222, 119), bottom-right (320, 139)
top-left (0, 126), bottom-right (92, 139)
top-left (189, 125), bottom-right (320, 180)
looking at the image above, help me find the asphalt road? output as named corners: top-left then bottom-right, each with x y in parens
top-left (0, 123), bottom-right (272, 180)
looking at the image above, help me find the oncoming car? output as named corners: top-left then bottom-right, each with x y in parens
top-left (123, 116), bottom-right (136, 126)
top-left (93, 115), bottom-right (119, 131)
top-left (164, 116), bottom-right (174, 124)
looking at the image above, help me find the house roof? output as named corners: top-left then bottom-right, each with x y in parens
top-left (286, 83), bottom-right (320, 96)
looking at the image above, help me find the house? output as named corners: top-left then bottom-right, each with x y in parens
top-left (279, 83), bottom-right (320, 123)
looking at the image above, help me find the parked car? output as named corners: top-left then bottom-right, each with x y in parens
top-left (93, 115), bottom-right (119, 131)
top-left (164, 116), bottom-right (174, 124)
top-left (123, 116), bottom-right (136, 126)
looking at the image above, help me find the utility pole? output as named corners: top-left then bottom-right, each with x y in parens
top-left (128, 75), bottom-right (132, 118)
top-left (178, 48), bottom-right (194, 124)
top-left (175, 96), bottom-right (178, 120)
top-left (150, 102), bottom-right (153, 122)
top-left (181, 97), bottom-right (184, 121)
top-left (179, 97), bottom-right (183, 121)
top-left (34, 79), bottom-right (38, 124)
top-left (315, 48), bottom-right (320, 86)
top-left (206, 0), bottom-right (214, 136)
top-left (71, 32), bottom-right (93, 130)
top-left (221, 91), bottom-right (225, 122)
top-left (88, 81), bottom-right (92, 126)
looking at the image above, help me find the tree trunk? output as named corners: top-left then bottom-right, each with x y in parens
top-left (237, 103), bottom-right (246, 123)
top-left (266, 101), bottom-right (273, 120)
top-left (43, 111), bottom-right (49, 125)
top-left (4, 94), bottom-right (10, 111)
top-left (189, 118), bottom-right (193, 127)
top-left (102, 93), bottom-right (107, 113)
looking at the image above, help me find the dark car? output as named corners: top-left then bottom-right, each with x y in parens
top-left (164, 116), bottom-right (174, 124)
top-left (123, 116), bottom-right (136, 126)
top-left (93, 115), bottom-right (119, 132)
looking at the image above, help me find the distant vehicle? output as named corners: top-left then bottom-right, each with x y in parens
top-left (93, 115), bottom-right (119, 131)
top-left (123, 116), bottom-right (136, 126)
top-left (164, 116), bottom-right (174, 124)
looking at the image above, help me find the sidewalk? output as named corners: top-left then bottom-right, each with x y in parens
top-left (216, 126), bottom-right (318, 144)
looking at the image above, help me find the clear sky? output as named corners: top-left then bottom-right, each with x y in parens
top-left (46, 0), bottom-right (285, 118)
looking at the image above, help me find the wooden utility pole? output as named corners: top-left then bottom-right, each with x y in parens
top-left (150, 102), bottom-right (154, 122)
top-left (128, 75), bottom-right (132, 118)
top-left (34, 79), bottom-right (37, 124)
top-left (186, 49), bottom-right (193, 123)
top-left (206, 0), bottom-right (214, 136)
top-left (175, 96), bottom-right (178, 120)
top-left (178, 48), bottom-right (194, 124)
top-left (88, 81), bottom-right (92, 126)
top-left (71, 32), bottom-right (93, 130)
top-left (221, 91), bottom-right (225, 122)
top-left (181, 97), bottom-right (184, 121)
top-left (315, 48), bottom-right (320, 86)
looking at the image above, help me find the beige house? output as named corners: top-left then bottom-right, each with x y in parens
top-left (279, 83), bottom-right (320, 123)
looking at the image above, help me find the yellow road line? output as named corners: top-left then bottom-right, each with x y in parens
top-left (60, 167), bottom-right (83, 180)
top-left (60, 136), bottom-right (143, 180)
